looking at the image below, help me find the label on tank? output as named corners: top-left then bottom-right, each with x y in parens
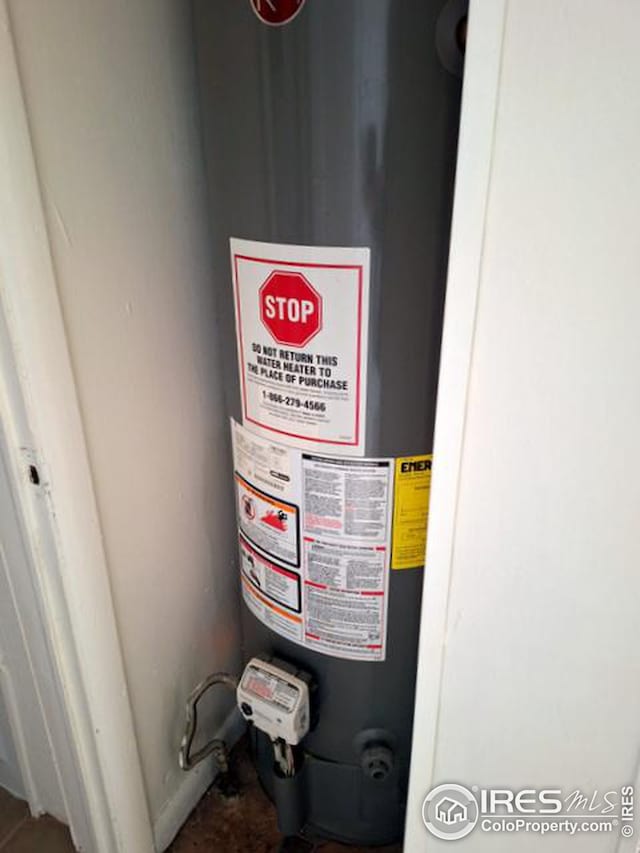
top-left (232, 420), bottom-right (392, 661)
top-left (301, 455), bottom-right (392, 660)
top-left (235, 474), bottom-right (300, 568)
top-left (391, 454), bottom-right (433, 569)
top-left (230, 238), bottom-right (370, 456)
top-left (239, 535), bottom-right (303, 644)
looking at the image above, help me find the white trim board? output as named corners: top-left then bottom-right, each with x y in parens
top-left (0, 3), bottom-right (154, 851)
top-left (0, 401), bottom-right (72, 822)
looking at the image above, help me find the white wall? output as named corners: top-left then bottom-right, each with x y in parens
top-left (7, 0), bottom-right (242, 844)
top-left (406, 1), bottom-right (640, 850)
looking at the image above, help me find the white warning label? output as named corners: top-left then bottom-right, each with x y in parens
top-left (232, 420), bottom-right (393, 661)
top-left (305, 539), bottom-right (387, 590)
top-left (302, 455), bottom-right (391, 543)
top-left (303, 540), bottom-right (387, 659)
top-left (233, 418), bottom-right (293, 495)
top-left (230, 238), bottom-right (370, 455)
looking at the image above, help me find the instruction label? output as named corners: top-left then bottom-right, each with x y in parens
top-left (231, 238), bottom-right (370, 455)
top-left (303, 540), bottom-right (387, 658)
top-left (232, 419), bottom-right (293, 496)
top-left (239, 535), bottom-right (301, 613)
top-left (303, 455), bottom-right (391, 543)
top-left (231, 420), bottom-right (392, 661)
top-left (241, 572), bottom-right (304, 645)
top-left (301, 455), bottom-right (391, 659)
top-left (391, 454), bottom-right (433, 569)
top-left (235, 474), bottom-right (300, 568)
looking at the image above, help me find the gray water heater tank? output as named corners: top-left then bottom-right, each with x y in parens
top-left (193, 0), bottom-right (463, 844)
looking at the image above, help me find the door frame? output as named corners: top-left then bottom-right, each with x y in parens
top-left (0, 3), bottom-right (155, 850)
top-left (0, 328), bottom-right (92, 838)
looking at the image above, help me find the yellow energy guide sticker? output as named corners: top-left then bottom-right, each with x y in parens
top-left (391, 454), bottom-right (432, 570)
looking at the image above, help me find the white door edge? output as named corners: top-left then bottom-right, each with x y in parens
top-left (404, 0), bottom-right (509, 848)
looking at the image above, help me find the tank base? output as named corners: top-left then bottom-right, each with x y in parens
top-left (253, 729), bottom-right (406, 847)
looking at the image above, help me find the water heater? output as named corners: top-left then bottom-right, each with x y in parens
top-left (192, 0), bottom-right (464, 844)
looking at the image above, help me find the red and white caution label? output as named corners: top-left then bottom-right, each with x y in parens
top-left (235, 474), bottom-right (300, 568)
top-left (240, 535), bottom-right (301, 613)
top-left (239, 536), bottom-right (303, 644)
top-left (230, 239), bottom-right (370, 455)
top-left (241, 572), bottom-right (303, 645)
top-left (232, 420), bottom-right (392, 661)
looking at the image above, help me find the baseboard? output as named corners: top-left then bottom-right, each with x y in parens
top-left (153, 708), bottom-right (246, 852)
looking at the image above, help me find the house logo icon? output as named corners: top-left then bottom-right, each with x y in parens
top-left (422, 784), bottom-right (479, 841)
top-left (436, 796), bottom-right (468, 825)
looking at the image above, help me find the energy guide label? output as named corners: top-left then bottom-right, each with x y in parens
top-left (391, 454), bottom-right (433, 569)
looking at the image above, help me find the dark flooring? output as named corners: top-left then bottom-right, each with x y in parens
top-left (0, 788), bottom-right (73, 852)
top-left (169, 738), bottom-right (402, 853)
top-left (2, 742), bottom-right (403, 852)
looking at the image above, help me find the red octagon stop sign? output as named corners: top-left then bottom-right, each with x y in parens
top-left (259, 271), bottom-right (322, 348)
top-left (250, 0), bottom-right (306, 27)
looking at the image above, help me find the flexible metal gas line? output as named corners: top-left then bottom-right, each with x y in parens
top-left (179, 672), bottom-right (238, 771)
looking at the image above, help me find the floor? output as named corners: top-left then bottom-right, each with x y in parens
top-left (170, 738), bottom-right (403, 853)
top-left (1, 742), bottom-right (402, 853)
top-left (0, 787), bottom-right (74, 852)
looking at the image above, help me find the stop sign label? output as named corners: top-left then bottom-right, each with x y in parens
top-left (232, 238), bottom-right (370, 453)
top-left (259, 271), bottom-right (322, 347)
top-left (250, 0), bottom-right (306, 27)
